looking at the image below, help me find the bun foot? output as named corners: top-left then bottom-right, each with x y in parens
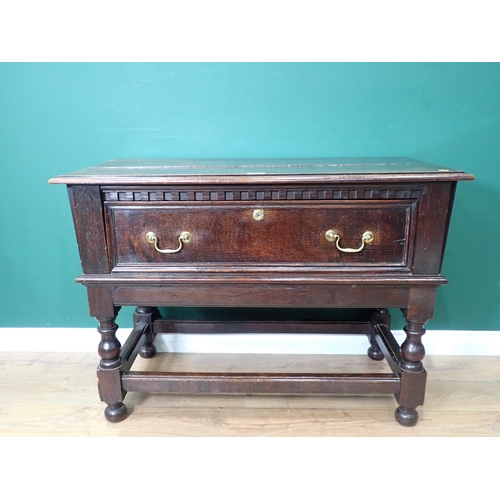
top-left (367, 346), bottom-right (384, 361)
top-left (395, 406), bottom-right (419, 427)
top-left (104, 403), bottom-right (128, 423)
top-left (140, 343), bottom-right (157, 359)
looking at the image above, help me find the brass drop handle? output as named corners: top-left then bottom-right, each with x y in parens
top-left (145, 231), bottom-right (192, 254)
top-left (325, 229), bottom-right (375, 253)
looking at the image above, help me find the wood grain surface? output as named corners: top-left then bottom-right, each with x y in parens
top-left (1, 352), bottom-right (498, 437)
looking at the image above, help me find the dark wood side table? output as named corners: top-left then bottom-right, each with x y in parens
top-left (49, 158), bottom-right (474, 426)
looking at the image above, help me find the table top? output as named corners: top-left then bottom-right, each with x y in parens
top-left (49, 157), bottom-right (475, 185)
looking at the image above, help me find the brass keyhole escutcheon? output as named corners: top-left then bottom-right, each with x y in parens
top-left (253, 209), bottom-right (265, 221)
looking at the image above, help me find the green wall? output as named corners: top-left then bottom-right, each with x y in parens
top-left (0, 63), bottom-right (498, 330)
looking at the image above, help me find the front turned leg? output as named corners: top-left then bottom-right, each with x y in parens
top-left (368, 308), bottom-right (391, 361)
top-left (97, 316), bottom-right (127, 423)
top-left (395, 318), bottom-right (428, 427)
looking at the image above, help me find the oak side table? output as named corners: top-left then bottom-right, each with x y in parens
top-left (49, 158), bottom-right (474, 426)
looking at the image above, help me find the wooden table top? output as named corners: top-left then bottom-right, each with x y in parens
top-left (49, 157), bottom-right (475, 185)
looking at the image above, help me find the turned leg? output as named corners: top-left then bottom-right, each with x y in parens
top-left (97, 315), bottom-right (128, 423)
top-left (395, 317), bottom-right (428, 427)
top-left (368, 308), bottom-right (390, 361)
top-left (134, 306), bottom-right (159, 359)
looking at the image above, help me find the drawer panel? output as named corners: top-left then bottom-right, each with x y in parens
top-left (106, 202), bottom-right (414, 268)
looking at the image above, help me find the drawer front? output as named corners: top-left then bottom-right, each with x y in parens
top-left (106, 202), bottom-right (414, 269)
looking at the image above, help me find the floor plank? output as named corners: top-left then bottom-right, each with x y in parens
top-left (1, 352), bottom-right (499, 436)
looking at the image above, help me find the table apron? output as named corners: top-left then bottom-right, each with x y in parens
top-left (111, 283), bottom-right (412, 308)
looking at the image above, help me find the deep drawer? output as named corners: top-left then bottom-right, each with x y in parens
top-left (106, 201), bottom-right (414, 269)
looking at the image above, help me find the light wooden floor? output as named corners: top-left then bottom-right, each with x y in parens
top-left (1, 351), bottom-right (499, 436)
